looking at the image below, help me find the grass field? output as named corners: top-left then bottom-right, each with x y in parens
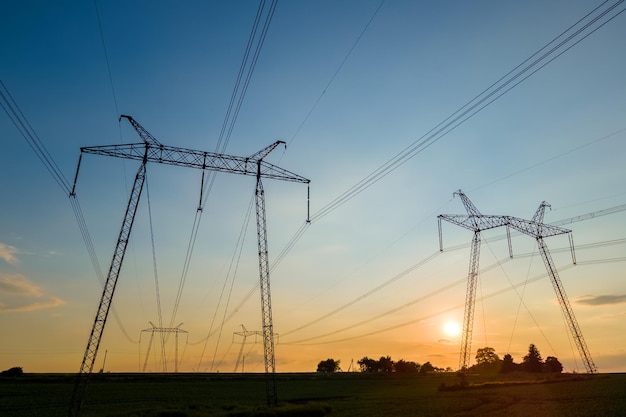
top-left (1, 372), bottom-right (625, 417)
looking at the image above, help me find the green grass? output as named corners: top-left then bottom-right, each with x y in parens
top-left (1, 372), bottom-right (624, 417)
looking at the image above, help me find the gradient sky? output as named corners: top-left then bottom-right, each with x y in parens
top-left (1, 0), bottom-right (625, 375)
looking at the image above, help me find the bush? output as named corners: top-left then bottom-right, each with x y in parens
top-left (1, 366), bottom-right (23, 376)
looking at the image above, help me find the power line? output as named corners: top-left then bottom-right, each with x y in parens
top-left (1, 80), bottom-right (140, 344)
top-left (169, 0), bottom-right (279, 329)
top-left (225, 199), bottom-right (626, 334)
top-left (286, 0), bottom-right (387, 147)
top-left (281, 251), bottom-right (441, 337)
top-left (266, 1), bottom-right (626, 273)
top-left (0, 81), bottom-right (71, 195)
top-left (310, 1), bottom-right (625, 223)
top-left (282, 255), bottom-right (626, 346)
top-left (469, 126), bottom-right (626, 193)
top-left (281, 237), bottom-right (626, 344)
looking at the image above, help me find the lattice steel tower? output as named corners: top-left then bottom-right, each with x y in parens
top-left (68, 116), bottom-right (309, 416)
top-left (439, 190), bottom-right (596, 374)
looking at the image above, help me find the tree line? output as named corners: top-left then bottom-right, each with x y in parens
top-left (316, 343), bottom-right (563, 374)
top-left (474, 343), bottom-right (563, 374)
top-left (316, 356), bottom-right (447, 374)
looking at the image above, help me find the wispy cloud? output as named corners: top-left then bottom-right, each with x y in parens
top-left (0, 274), bottom-right (65, 312)
top-left (576, 294), bottom-right (626, 306)
top-left (0, 274), bottom-right (41, 296)
top-left (0, 243), bottom-right (19, 264)
top-left (0, 297), bottom-right (65, 312)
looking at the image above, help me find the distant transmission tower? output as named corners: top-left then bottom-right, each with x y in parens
top-left (139, 322), bottom-right (188, 373)
top-left (68, 116), bottom-right (309, 416)
top-left (439, 190), bottom-right (596, 374)
top-left (232, 325), bottom-right (262, 373)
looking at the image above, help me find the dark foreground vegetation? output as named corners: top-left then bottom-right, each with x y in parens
top-left (1, 372), bottom-right (625, 417)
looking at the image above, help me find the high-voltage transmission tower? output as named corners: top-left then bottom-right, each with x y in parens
top-left (438, 190), bottom-right (511, 370)
top-left (68, 116), bottom-right (309, 416)
top-left (139, 322), bottom-right (188, 373)
top-left (439, 190), bottom-right (596, 374)
top-left (233, 324), bottom-right (262, 373)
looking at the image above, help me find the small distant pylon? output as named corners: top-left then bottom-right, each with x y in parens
top-left (232, 324), bottom-right (278, 373)
top-left (233, 325), bottom-right (262, 373)
top-left (139, 322), bottom-right (188, 373)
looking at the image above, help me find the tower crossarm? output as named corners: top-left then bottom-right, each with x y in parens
top-left (141, 327), bottom-right (189, 334)
top-left (507, 216), bottom-right (571, 239)
top-left (438, 214), bottom-right (510, 232)
top-left (80, 142), bottom-right (309, 184)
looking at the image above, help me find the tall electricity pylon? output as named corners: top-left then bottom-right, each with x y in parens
top-left (507, 202), bottom-right (596, 374)
top-left (68, 116), bottom-right (309, 416)
top-left (439, 190), bottom-right (596, 374)
top-left (140, 322), bottom-right (188, 373)
top-left (438, 190), bottom-right (511, 370)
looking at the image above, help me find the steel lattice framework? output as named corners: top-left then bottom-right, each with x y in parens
top-left (233, 325), bottom-right (263, 373)
top-left (69, 160), bottom-right (147, 417)
top-left (140, 322), bottom-right (188, 373)
top-left (439, 190), bottom-right (596, 374)
top-left (68, 116), bottom-right (309, 416)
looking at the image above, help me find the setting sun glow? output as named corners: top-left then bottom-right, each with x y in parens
top-left (444, 321), bottom-right (461, 337)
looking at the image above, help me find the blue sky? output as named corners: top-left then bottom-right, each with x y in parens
top-left (1, 0), bottom-right (625, 374)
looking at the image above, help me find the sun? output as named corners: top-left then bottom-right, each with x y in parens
top-left (444, 321), bottom-right (461, 337)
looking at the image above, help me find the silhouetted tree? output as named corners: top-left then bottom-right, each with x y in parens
top-left (378, 356), bottom-right (394, 373)
top-left (475, 347), bottom-right (499, 365)
top-left (395, 359), bottom-right (420, 373)
top-left (544, 356), bottom-right (563, 373)
top-left (522, 344), bottom-right (543, 373)
top-left (1, 367), bottom-right (23, 376)
top-left (420, 361), bottom-right (435, 373)
top-left (473, 347), bottom-right (502, 374)
top-left (357, 356), bottom-right (378, 373)
top-left (317, 358), bottom-right (341, 373)
top-left (500, 353), bottom-right (517, 373)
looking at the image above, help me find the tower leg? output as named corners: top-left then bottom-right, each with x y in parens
top-left (255, 176), bottom-right (277, 406)
top-left (459, 231), bottom-right (481, 371)
top-left (69, 162), bottom-right (147, 417)
top-left (537, 237), bottom-right (596, 373)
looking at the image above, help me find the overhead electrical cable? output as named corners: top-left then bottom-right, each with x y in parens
top-left (94, 0), bottom-right (121, 119)
top-left (282, 238), bottom-right (626, 344)
top-left (508, 246), bottom-right (537, 353)
top-left (283, 255), bottom-right (626, 346)
top-left (209, 195), bottom-right (255, 371)
top-left (484, 239), bottom-right (558, 357)
top-left (308, 0), bottom-right (625, 223)
top-left (195, 195), bottom-right (254, 363)
top-left (286, 0), bottom-right (387, 148)
top-left (264, 1), bottom-right (626, 283)
top-left (0, 81), bottom-right (71, 195)
top-left (229, 202), bottom-right (626, 335)
top-left (0, 80), bottom-right (139, 344)
top-left (281, 251), bottom-right (441, 337)
top-left (232, 0), bottom-right (626, 321)
top-left (469, 126), bottom-right (626, 193)
top-left (145, 177), bottom-right (168, 371)
top-left (169, 0), bottom-right (279, 330)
